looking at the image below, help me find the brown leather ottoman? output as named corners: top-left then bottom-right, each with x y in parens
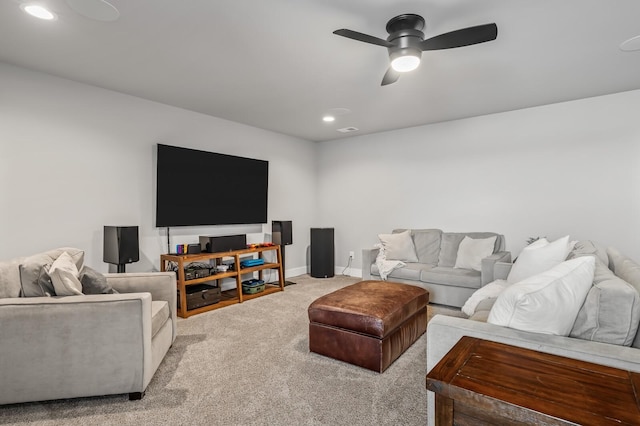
top-left (308, 280), bottom-right (429, 373)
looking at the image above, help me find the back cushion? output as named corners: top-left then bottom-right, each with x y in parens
top-left (0, 257), bottom-right (26, 298)
top-left (570, 257), bottom-right (640, 346)
top-left (19, 248), bottom-right (85, 297)
top-left (410, 229), bottom-right (442, 265)
top-left (438, 232), bottom-right (501, 267)
top-left (567, 240), bottom-right (609, 266)
top-left (607, 247), bottom-right (640, 348)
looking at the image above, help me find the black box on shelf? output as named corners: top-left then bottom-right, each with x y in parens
top-left (199, 234), bottom-right (247, 253)
top-left (177, 283), bottom-right (221, 311)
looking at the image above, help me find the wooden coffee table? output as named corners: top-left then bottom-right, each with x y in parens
top-left (426, 336), bottom-right (640, 425)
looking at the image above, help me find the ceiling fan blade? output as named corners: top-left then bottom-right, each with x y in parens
top-left (420, 23), bottom-right (497, 51)
top-left (333, 29), bottom-right (393, 48)
top-left (381, 68), bottom-right (400, 86)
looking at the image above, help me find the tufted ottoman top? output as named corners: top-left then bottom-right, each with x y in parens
top-left (308, 280), bottom-right (429, 339)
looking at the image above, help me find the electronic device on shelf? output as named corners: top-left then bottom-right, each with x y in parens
top-left (240, 258), bottom-right (265, 268)
top-left (183, 267), bottom-right (212, 280)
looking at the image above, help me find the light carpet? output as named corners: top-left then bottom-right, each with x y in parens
top-left (0, 275), bottom-right (463, 426)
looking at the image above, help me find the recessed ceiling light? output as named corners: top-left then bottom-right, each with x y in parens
top-left (323, 115), bottom-right (336, 123)
top-left (21, 4), bottom-right (57, 20)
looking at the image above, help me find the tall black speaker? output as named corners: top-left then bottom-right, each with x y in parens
top-left (103, 226), bottom-right (139, 273)
top-left (311, 227), bottom-right (334, 278)
top-left (272, 220), bottom-right (295, 285)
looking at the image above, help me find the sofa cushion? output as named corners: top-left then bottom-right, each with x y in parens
top-left (606, 247), bottom-right (640, 348)
top-left (488, 256), bottom-right (595, 336)
top-left (378, 230), bottom-right (418, 262)
top-left (372, 262), bottom-right (424, 281)
top-left (79, 266), bottom-right (118, 295)
top-left (48, 252), bottom-right (83, 296)
top-left (409, 229), bottom-right (442, 265)
top-left (17, 248), bottom-right (85, 297)
top-left (454, 236), bottom-right (497, 272)
top-left (19, 261), bottom-right (55, 297)
top-left (570, 258), bottom-right (640, 346)
top-left (567, 240), bottom-right (609, 266)
top-left (506, 236), bottom-right (570, 284)
top-left (151, 300), bottom-right (171, 338)
top-left (0, 257), bottom-right (25, 298)
top-left (421, 266), bottom-right (481, 289)
top-left (438, 232), bottom-right (501, 267)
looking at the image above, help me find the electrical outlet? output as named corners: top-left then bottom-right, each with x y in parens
top-left (349, 251), bottom-right (355, 259)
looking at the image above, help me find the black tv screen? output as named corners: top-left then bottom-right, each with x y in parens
top-left (156, 144), bottom-right (269, 227)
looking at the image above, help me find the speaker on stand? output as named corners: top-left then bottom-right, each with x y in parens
top-left (103, 226), bottom-right (140, 273)
top-left (311, 227), bottom-right (334, 278)
top-left (272, 220), bottom-right (295, 286)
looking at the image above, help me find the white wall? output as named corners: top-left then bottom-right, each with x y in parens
top-left (3, 61), bottom-right (640, 278)
top-left (0, 63), bottom-right (317, 275)
top-left (318, 90), bottom-right (640, 273)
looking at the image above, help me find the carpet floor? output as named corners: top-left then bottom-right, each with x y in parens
top-left (0, 275), bottom-right (463, 426)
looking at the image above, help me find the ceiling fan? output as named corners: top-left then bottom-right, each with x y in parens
top-left (333, 14), bottom-right (498, 86)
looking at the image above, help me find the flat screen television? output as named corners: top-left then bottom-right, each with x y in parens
top-left (156, 144), bottom-right (269, 227)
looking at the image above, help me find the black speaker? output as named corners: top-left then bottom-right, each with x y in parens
top-left (311, 228), bottom-right (334, 278)
top-left (103, 226), bottom-right (139, 272)
top-left (199, 235), bottom-right (247, 253)
top-left (272, 220), bottom-right (293, 246)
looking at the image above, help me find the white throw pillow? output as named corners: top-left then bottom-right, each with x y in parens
top-left (377, 230), bottom-right (418, 262)
top-left (487, 256), bottom-right (596, 336)
top-left (507, 236), bottom-right (570, 284)
top-left (461, 279), bottom-right (509, 316)
top-left (48, 251), bottom-right (83, 296)
top-left (454, 236), bottom-right (497, 271)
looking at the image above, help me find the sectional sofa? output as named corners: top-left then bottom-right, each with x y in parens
top-left (426, 240), bottom-right (640, 426)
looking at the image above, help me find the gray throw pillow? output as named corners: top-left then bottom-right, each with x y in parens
top-left (79, 266), bottom-right (118, 294)
top-left (17, 248), bottom-right (85, 297)
top-left (19, 255), bottom-right (56, 297)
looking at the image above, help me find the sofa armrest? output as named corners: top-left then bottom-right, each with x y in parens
top-left (493, 261), bottom-right (513, 280)
top-left (361, 248), bottom-right (379, 280)
top-left (0, 293), bottom-right (154, 404)
top-left (426, 315), bottom-right (640, 426)
top-left (480, 251), bottom-right (511, 285)
top-left (106, 272), bottom-right (177, 342)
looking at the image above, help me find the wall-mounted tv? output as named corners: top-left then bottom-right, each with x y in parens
top-left (156, 144), bottom-right (268, 227)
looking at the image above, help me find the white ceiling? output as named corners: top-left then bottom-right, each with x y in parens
top-left (2, 0), bottom-right (640, 142)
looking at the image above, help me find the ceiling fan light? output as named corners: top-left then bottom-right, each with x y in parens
top-left (391, 54), bottom-right (420, 72)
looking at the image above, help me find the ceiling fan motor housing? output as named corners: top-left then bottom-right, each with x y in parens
top-left (387, 28), bottom-right (423, 63)
top-left (386, 14), bottom-right (425, 64)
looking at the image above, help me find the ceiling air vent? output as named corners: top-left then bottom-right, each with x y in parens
top-left (337, 127), bottom-right (359, 133)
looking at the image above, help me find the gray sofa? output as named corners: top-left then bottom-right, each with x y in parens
top-left (362, 229), bottom-right (511, 307)
top-left (426, 242), bottom-right (640, 426)
top-left (0, 248), bottom-right (177, 405)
